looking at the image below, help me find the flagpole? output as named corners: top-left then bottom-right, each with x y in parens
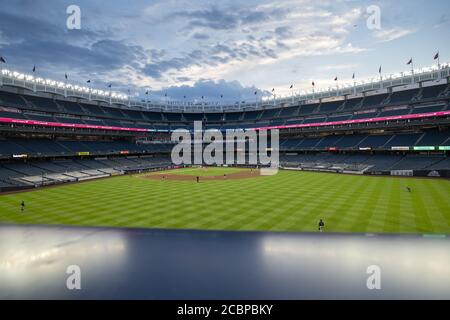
top-left (32, 66), bottom-right (36, 92)
top-left (290, 85), bottom-right (294, 104)
top-left (64, 74), bottom-right (67, 98)
top-left (336, 78), bottom-right (339, 96)
top-left (88, 81), bottom-right (92, 101)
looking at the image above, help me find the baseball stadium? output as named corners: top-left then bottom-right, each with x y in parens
top-left (0, 0), bottom-right (449, 301)
top-left (1, 67), bottom-right (449, 233)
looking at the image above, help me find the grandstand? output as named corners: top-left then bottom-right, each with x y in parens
top-left (0, 65), bottom-right (450, 191)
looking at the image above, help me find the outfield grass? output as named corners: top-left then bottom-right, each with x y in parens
top-left (0, 168), bottom-right (449, 234)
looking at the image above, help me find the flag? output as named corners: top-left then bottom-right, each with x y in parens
top-left (312, 81), bottom-right (315, 86)
top-left (32, 66), bottom-right (36, 72)
top-left (289, 84), bottom-right (293, 89)
top-left (406, 58), bottom-right (413, 65)
top-left (0, 56), bottom-right (6, 63)
top-left (434, 52), bottom-right (439, 60)
top-left (65, 73), bottom-right (68, 80)
top-left (334, 76), bottom-right (338, 81)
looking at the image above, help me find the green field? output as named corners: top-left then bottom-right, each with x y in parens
top-left (0, 167), bottom-right (449, 234)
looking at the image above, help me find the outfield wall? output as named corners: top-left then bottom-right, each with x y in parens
top-left (367, 169), bottom-right (450, 178)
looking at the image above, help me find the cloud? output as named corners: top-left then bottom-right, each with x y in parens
top-left (319, 64), bottom-right (359, 71)
top-left (0, 0), bottom-right (405, 100)
top-left (150, 79), bottom-right (264, 101)
top-left (192, 33), bottom-right (210, 40)
top-left (171, 5), bottom-right (289, 31)
top-left (372, 27), bottom-right (416, 42)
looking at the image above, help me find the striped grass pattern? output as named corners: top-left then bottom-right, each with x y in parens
top-left (0, 168), bottom-right (449, 234)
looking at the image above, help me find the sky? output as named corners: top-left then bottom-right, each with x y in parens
top-left (0, 0), bottom-right (449, 102)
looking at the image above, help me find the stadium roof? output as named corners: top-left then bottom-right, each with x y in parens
top-left (1, 63), bottom-right (449, 112)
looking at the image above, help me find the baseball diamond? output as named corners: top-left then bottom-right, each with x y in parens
top-left (1, 167), bottom-right (448, 233)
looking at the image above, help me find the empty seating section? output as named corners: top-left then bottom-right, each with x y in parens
top-left (0, 110), bottom-right (25, 119)
top-left (359, 135), bottom-right (393, 148)
top-left (27, 114), bottom-right (55, 122)
top-left (260, 109), bottom-right (280, 120)
top-left (144, 112), bottom-right (163, 121)
top-left (183, 113), bottom-right (204, 122)
top-left (84, 104), bottom-right (106, 116)
top-left (54, 117), bottom-right (85, 124)
top-left (122, 110), bottom-right (144, 120)
top-left (23, 95), bottom-right (60, 112)
top-left (57, 100), bottom-right (85, 114)
top-left (205, 113), bottom-right (224, 122)
top-left (364, 154), bottom-right (403, 171)
top-left (0, 156), bottom-right (174, 189)
top-left (328, 114), bottom-right (352, 122)
top-left (0, 140), bottom-right (28, 156)
top-left (320, 101), bottom-right (343, 113)
top-left (1, 83), bottom-right (449, 132)
top-left (315, 135), bottom-right (343, 149)
top-left (417, 130), bottom-right (450, 146)
top-left (297, 137), bottom-right (321, 149)
top-left (390, 155), bottom-right (443, 170)
top-left (242, 111), bottom-right (261, 121)
top-left (285, 119), bottom-right (302, 125)
top-left (389, 89), bottom-right (419, 104)
top-left (277, 131), bottom-right (450, 151)
top-left (281, 138), bottom-right (302, 149)
top-left (342, 98), bottom-right (363, 110)
top-left (420, 84), bottom-right (447, 100)
top-left (297, 105), bottom-right (316, 116)
top-left (362, 94), bottom-right (388, 108)
top-left (412, 105), bottom-right (444, 113)
top-left (303, 117), bottom-right (325, 124)
top-left (225, 112), bottom-right (243, 121)
top-left (378, 108), bottom-right (410, 117)
top-left (0, 91), bottom-right (26, 107)
top-left (428, 157), bottom-right (450, 170)
top-left (0, 138), bottom-right (177, 156)
top-left (279, 106), bottom-right (299, 117)
top-left (335, 135), bottom-right (366, 148)
top-left (352, 111), bottom-right (378, 119)
top-left (279, 153), bottom-right (445, 173)
top-left (384, 133), bottom-right (422, 147)
top-left (164, 113), bottom-right (182, 122)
